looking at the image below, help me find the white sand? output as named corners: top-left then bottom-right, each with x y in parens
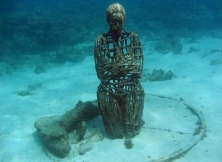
top-left (0, 37), bottom-right (221, 162)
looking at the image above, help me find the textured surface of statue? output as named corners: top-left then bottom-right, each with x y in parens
top-left (94, 3), bottom-right (145, 138)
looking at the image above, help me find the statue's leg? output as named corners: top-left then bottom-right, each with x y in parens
top-left (97, 83), bottom-right (124, 138)
top-left (122, 83), bottom-right (144, 137)
top-left (97, 83), bottom-right (144, 138)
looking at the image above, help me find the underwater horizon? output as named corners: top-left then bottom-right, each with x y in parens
top-left (0, 0), bottom-right (222, 72)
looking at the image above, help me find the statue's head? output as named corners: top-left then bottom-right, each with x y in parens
top-left (106, 3), bottom-right (126, 35)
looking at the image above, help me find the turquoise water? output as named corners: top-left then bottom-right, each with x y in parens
top-left (0, 1), bottom-right (222, 162)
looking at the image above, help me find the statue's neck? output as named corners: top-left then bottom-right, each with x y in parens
top-left (109, 29), bottom-right (125, 42)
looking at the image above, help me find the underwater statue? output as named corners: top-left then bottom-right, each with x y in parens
top-left (94, 3), bottom-right (145, 138)
top-left (34, 3), bottom-right (145, 158)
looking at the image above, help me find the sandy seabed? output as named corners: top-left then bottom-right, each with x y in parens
top-left (0, 37), bottom-right (221, 162)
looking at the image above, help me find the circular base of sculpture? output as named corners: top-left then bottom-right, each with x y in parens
top-left (45, 94), bottom-right (206, 162)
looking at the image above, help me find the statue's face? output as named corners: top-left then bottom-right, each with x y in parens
top-left (108, 14), bottom-right (124, 34)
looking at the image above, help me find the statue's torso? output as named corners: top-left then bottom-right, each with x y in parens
top-left (94, 31), bottom-right (143, 82)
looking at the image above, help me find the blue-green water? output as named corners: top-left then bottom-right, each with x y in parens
top-left (0, 1), bottom-right (222, 162)
top-left (0, 0), bottom-right (221, 67)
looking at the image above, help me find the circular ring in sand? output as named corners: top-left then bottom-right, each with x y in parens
top-left (45, 93), bottom-right (206, 162)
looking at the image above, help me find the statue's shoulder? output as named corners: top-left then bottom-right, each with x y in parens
top-left (95, 34), bottom-right (106, 44)
top-left (129, 31), bottom-right (139, 38)
top-left (96, 34), bottom-right (104, 40)
top-left (122, 31), bottom-right (139, 39)
top-left (126, 31), bottom-right (142, 46)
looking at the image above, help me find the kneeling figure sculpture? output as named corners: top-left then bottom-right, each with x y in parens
top-left (94, 3), bottom-right (145, 138)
